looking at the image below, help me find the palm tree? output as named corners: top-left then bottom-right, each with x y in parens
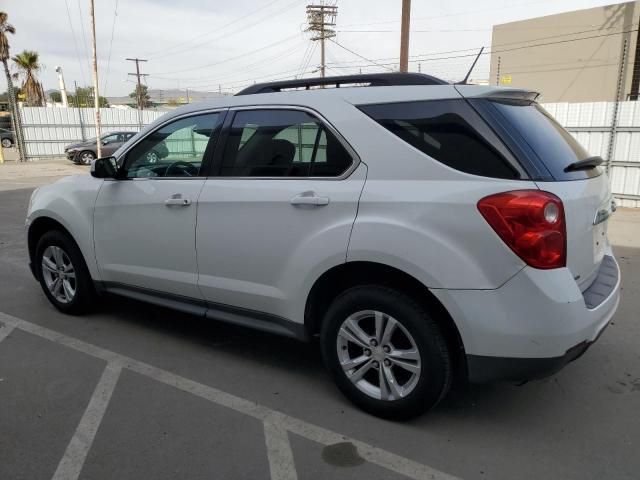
top-left (12, 50), bottom-right (44, 107)
top-left (0, 11), bottom-right (25, 160)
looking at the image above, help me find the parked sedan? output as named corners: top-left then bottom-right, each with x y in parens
top-left (0, 128), bottom-right (14, 148)
top-left (65, 131), bottom-right (137, 165)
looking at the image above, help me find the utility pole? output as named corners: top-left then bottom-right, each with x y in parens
top-left (55, 66), bottom-right (69, 107)
top-left (126, 57), bottom-right (148, 109)
top-left (306, 3), bottom-right (338, 78)
top-left (89, 0), bottom-right (101, 158)
top-left (400, 0), bottom-right (411, 72)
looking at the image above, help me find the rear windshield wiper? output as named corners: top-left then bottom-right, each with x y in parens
top-left (564, 155), bottom-right (603, 172)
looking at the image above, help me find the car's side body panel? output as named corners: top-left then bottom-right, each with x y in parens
top-left (196, 161), bottom-right (367, 324)
top-left (93, 178), bottom-right (207, 299)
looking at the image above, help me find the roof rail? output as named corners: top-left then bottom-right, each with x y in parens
top-left (235, 72), bottom-right (448, 96)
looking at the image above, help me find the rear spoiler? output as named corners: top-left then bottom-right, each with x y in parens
top-left (454, 85), bottom-right (540, 102)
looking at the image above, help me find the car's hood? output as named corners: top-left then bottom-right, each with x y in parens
top-left (65, 142), bottom-right (86, 150)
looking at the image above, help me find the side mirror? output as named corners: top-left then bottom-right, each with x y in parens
top-left (91, 156), bottom-right (118, 179)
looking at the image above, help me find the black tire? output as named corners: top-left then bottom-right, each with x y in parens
top-left (321, 285), bottom-right (452, 420)
top-left (1, 138), bottom-right (12, 148)
top-left (35, 230), bottom-right (97, 315)
top-left (79, 150), bottom-right (96, 165)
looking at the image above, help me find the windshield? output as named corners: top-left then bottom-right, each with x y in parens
top-left (485, 99), bottom-right (601, 180)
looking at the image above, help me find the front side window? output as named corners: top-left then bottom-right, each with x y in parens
top-left (123, 112), bottom-right (221, 178)
top-left (359, 100), bottom-right (521, 179)
top-left (219, 109), bottom-right (352, 177)
top-left (101, 133), bottom-right (120, 145)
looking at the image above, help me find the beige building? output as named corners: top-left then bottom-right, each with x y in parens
top-left (489, 1), bottom-right (640, 102)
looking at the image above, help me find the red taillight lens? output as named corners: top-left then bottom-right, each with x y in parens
top-left (477, 190), bottom-right (566, 269)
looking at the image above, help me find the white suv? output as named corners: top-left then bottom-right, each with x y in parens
top-left (26, 73), bottom-right (620, 418)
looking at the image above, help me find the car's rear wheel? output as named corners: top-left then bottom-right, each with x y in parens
top-left (1, 138), bottom-right (12, 148)
top-left (79, 150), bottom-right (96, 165)
top-left (35, 230), bottom-right (96, 314)
top-left (321, 285), bottom-right (452, 419)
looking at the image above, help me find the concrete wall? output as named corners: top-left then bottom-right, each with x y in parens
top-left (489, 1), bottom-right (640, 102)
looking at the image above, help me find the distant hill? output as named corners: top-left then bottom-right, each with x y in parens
top-left (107, 88), bottom-right (229, 106)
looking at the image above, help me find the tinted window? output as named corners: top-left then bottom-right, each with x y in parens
top-left (359, 100), bottom-right (521, 179)
top-left (124, 113), bottom-right (221, 178)
top-left (485, 100), bottom-right (601, 180)
top-left (220, 109), bottom-right (352, 177)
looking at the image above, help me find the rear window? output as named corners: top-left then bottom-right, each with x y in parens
top-left (359, 99), bottom-right (523, 179)
top-left (480, 99), bottom-right (602, 180)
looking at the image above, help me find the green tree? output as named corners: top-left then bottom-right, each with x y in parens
top-left (69, 86), bottom-right (109, 108)
top-left (129, 84), bottom-right (150, 108)
top-left (12, 50), bottom-right (44, 106)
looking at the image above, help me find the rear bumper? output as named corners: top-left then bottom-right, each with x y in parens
top-left (433, 249), bottom-right (620, 383)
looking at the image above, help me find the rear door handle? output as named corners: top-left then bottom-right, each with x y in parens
top-left (290, 192), bottom-right (330, 206)
top-left (165, 194), bottom-right (192, 207)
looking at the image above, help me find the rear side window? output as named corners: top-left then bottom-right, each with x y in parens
top-left (359, 100), bottom-right (522, 179)
top-left (220, 109), bottom-right (353, 177)
top-left (481, 99), bottom-right (601, 180)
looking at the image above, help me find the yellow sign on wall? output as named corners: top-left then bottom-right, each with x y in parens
top-left (500, 75), bottom-right (512, 85)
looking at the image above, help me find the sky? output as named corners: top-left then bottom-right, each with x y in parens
top-left (1, 0), bottom-right (631, 97)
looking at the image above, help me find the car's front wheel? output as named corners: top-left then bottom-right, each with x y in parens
top-left (79, 150), bottom-right (96, 165)
top-left (1, 137), bottom-right (12, 148)
top-left (321, 285), bottom-right (452, 419)
top-left (35, 230), bottom-right (96, 314)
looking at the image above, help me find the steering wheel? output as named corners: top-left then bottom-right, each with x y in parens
top-left (165, 161), bottom-right (199, 177)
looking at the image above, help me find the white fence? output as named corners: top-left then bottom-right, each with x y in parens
top-left (544, 101), bottom-right (640, 208)
top-left (17, 101), bottom-right (640, 207)
top-left (20, 107), bottom-right (165, 159)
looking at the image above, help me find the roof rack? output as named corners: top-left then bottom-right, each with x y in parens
top-left (235, 72), bottom-right (448, 96)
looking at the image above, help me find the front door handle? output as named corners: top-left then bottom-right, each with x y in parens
top-left (290, 192), bottom-right (330, 206)
top-left (165, 194), bottom-right (192, 207)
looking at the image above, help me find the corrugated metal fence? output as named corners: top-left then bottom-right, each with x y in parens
top-left (18, 102), bottom-right (640, 207)
top-left (543, 101), bottom-right (640, 207)
top-left (20, 107), bottom-right (164, 159)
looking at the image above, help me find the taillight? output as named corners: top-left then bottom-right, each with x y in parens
top-left (477, 190), bottom-right (566, 269)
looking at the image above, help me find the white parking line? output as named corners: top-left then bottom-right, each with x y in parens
top-left (52, 363), bottom-right (122, 480)
top-left (0, 322), bottom-right (15, 343)
top-left (264, 415), bottom-right (299, 480)
top-left (0, 312), bottom-right (460, 480)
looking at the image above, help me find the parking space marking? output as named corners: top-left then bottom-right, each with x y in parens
top-left (264, 416), bottom-right (299, 480)
top-left (0, 322), bottom-right (15, 343)
top-left (52, 363), bottom-right (122, 480)
top-left (0, 312), bottom-right (460, 480)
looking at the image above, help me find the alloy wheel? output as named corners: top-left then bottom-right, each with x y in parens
top-left (81, 152), bottom-right (95, 165)
top-left (1, 138), bottom-right (11, 148)
top-left (336, 310), bottom-right (422, 401)
top-left (41, 245), bottom-right (76, 304)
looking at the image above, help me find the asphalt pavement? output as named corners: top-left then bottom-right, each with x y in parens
top-left (0, 167), bottom-right (639, 480)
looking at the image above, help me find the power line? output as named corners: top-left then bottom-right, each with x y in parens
top-left (143, 0), bottom-right (285, 59)
top-left (327, 24), bottom-right (639, 67)
top-left (63, 0), bottom-right (87, 86)
top-left (149, 33), bottom-right (302, 75)
top-left (339, 0), bottom-right (556, 28)
top-left (146, 0), bottom-right (306, 61)
top-left (325, 26), bottom-right (640, 71)
top-left (76, 0), bottom-right (93, 83)
top-left (150, 41), bottom-right (307, 86)
top-left (103, 0), bottom-right (120, 96)
top-left (329, 39), bottom-right (395, 71)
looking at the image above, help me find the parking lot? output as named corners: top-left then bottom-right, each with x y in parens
top-left (1, 160), bottom-right (639, 480)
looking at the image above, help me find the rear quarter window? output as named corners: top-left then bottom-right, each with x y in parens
top-left (477, 99), bottom-right (602, 181)
top-left (358, 99), bottom-right (524, 180)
